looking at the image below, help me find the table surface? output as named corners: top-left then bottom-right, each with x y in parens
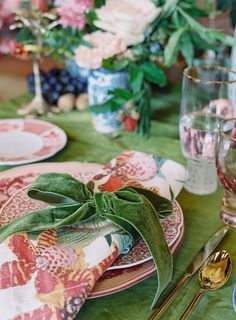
top-left (0, 91), bottom-right (235, 320)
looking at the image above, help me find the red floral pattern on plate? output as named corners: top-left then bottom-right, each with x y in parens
top-left (0, 161), bottom-right (185, 301)
top-left (112, 201), bottom-right (183, 268)
top-left (0, 175), bottom-right (183, 269)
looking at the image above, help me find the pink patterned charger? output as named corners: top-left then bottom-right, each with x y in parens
top-left (0, 119), bottom-right (67, 165)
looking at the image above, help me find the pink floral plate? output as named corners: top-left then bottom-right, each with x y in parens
top-left (0, 162), bottom-right (185, 298)
top-left (0, 119), bottom-right (67, 165)
top-left (90, 224), bottom-right (184, 298)
top-left (0, 163), bottom-right (184, 270)
top-left (110, 200), bottom-right (183, 270)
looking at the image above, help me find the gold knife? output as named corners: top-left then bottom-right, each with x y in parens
top-left (148, 225), bottom-right (229, 320)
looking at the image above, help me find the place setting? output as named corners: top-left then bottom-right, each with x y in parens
top-left (1, 1), bottom-right (236, 320)
top-left (0, 67), bottom-right (236, 319)
top-left (0, 149), bottom-right (188, 318)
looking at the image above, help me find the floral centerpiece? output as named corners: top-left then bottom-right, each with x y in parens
top-left (12, 0), bottom-right (235, 134)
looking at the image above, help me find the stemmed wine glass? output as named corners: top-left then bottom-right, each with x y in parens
top-left (216, 118), bottom-right (236, 226)
top-left (179, 66), bottom-right (236, 195)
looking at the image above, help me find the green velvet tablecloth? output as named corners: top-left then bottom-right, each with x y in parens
top-left (0, 92), bottom-right (235, 320)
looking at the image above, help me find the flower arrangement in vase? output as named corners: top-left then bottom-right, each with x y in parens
top-left (11, 0), bottom-right (236, 134)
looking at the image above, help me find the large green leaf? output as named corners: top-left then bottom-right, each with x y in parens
top-left (178, 7), bottom-right (236, 47)
top-left (206, 31), bottom-right (236, 47)
top-left (159, 0), bottom-right (180, 19)
top-left (102, 58), bottom-right (130, 71)
top-left (164, 27), bottom-right (186, 67)
top-left (108, 89), bottom-right (133, 100)
top-left (177, 7), bottom-right (211, 43)
top-left (129, 65), bottom-right (144, 93)
top-left (180, 32), bottom-right (194, 66)
top-left (89, 97), bottom-right (124, 113)
top-left (108, 88), bottom-right (144, 103)
top-left (141, 62), bottom-right (167, 87)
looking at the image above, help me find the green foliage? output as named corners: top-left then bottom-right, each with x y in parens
top-left (102, 58), bottom-right (130, 71)
top-left (164, 27), bottom-right (186, 66)
top-left (16, 27), bottom-right (34, 44)
top-left (90, 89), bottom-right (144, 113)
top-left (129, 65), bottom-right (144, 93)
top-left (180, 32), bottom-right (194, 66)
top-left (141, 62), bottom-right (167, 87)
top-left (43, 27), bottom-right (85, 60)
top-left (15, 0), bottom-right (236, 137)
top-left (94, 0), bottom-right (106, 7)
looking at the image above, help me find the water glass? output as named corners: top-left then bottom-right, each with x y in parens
top-left (216, 118), bottom-right (236, 226)
top-left (179, 66), bottom-right (236, 195)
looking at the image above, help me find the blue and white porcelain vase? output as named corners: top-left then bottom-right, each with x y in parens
top-left (88, 68), bottom-right (129, 134)
top-left (66, 59), bottom-right (89, 85)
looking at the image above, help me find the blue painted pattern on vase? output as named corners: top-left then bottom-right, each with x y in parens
top-left (88, 68), bottom-right (129, 134)
top-left (66, 59), bottom-right (89, 84)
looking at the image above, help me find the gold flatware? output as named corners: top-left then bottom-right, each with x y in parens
top-left (148, 226), bottom-right (229, 320)
top-left (180, 250), bottom-right (232, 320)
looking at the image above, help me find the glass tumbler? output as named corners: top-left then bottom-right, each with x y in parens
top-left (216, 118), bottom-right (236, 226)
top-left (179, 66), bottom-right (236, 195)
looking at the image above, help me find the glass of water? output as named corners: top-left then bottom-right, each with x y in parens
top-left (216, 118), bottom-right (236, 226)
top-left (179, 66), bottom-right (236, 195)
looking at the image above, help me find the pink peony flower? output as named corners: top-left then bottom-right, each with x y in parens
top-left (74, 31), bottom-right (126, 69)
top-left (56, 0), bottom-right (93, 30)
top-left (0, 0), bottom-right (22, 29)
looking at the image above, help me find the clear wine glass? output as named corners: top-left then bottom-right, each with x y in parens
top-left (216, 118), bottom-right (236, 226)
top-left (179, 66), bottom-right (236, 195)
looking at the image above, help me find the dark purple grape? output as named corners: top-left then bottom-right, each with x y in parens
top-left (55, 83), bottom-right (63, 92)
top-left (66, 84), bottom-right (76, 92)
top-left (60, 76), bottom-right (70, 84)
top-left (48, 77), bottom-right (57, 85)
top-left (51, 92), bottom-right (60, 101)
top-left (60, 69), bottom-right (70, 78)
top-left (46, 95), bottom-right (55, 104)
top-left (27, 67), bottom-right (87, 104)
top-left (42, 83), bottom-right (51, 92)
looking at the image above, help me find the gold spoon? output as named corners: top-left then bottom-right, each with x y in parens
top-left (180, 250), bottom-right (232, 320)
